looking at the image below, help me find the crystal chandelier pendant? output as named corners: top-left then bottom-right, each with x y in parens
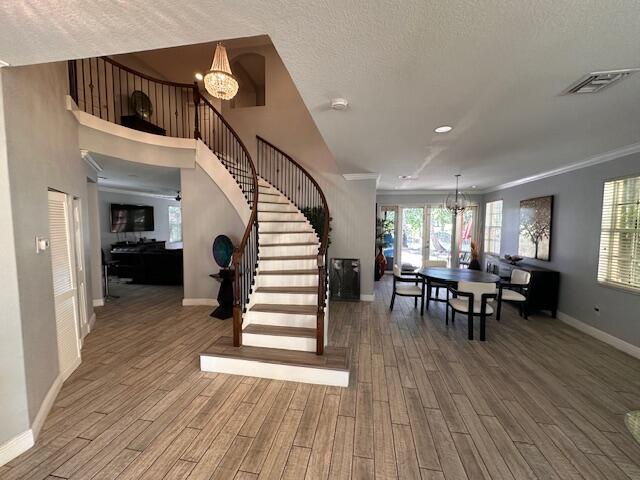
top-left (204, 43), bottom-right (239, 101)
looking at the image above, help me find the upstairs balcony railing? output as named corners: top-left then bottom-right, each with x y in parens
top-left (68, 57), bottom-right (258, 347)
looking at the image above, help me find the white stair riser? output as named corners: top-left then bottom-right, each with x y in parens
top-left (259, 244), bottom-right (319, 256)
top-left (259, 232), bottom-right (318, 243)
top-left (258, 211), bottom-right (304, 222)
top-left (200, 354), bottom-right (349, 387)
top-left (256, 274), bottom-right (318, 287)
top-left (245, 310), bottom-right (317, 328)
top-left (242, 333), bottom-right (316, 352)
top-left (259, 223), bottom-right (314, 233)
top-left (258, 203), bottom-right (298, 213)
top-left (252, 292), bottom-right (318, 305)
top-left (258, 259), bottom-right (317, 270)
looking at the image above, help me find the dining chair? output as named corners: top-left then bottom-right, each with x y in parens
top-left (424, 260), bottom-right (448, 309)
top-left (447, 281), bottom-right (497, 341)
top-left (390, 264), bottom-right (426, 315)
top-left (497, 268), bottom-right (531, 320)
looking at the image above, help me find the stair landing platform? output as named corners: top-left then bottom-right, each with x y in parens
top-left (200, 336), bottom-right (350, 387)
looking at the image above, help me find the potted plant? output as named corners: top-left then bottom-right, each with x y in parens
top-left (375, 216), bottom-right (393, 280)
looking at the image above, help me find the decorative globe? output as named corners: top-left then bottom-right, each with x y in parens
top-left (212, 235), bottom-right (234, 268)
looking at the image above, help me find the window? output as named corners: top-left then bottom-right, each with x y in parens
top-left (484, 200), bottom-right (503, 254)
top-left (168, 205), bottom-right (182, 243)
top-left (597, 175), bottom-right (640, 292)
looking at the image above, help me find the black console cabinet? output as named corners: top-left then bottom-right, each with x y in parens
top-left (487, 256), bottom-right (560, 317)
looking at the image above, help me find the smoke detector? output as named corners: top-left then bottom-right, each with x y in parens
top-left (562, 69), bottom-right (640, 95)
top-left (330, 98), bottom-right (349, 110)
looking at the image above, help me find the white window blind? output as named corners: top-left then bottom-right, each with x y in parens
top-left (484, 200), bottom-right (503, 254)
top-left (597, 175), bottom-right (640, 292)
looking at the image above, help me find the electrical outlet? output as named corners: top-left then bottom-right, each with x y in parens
top-left (593, 304), bottom-right (601, 316)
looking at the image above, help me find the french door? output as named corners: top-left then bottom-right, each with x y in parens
top-left (387, 204), bottom-right (479, 269)
top-left (400, 207), bottom-right (425, 269)
top-left (48, 190), bottom-right (82, 380)
top-left (426, 207), bottom-right (453, 266)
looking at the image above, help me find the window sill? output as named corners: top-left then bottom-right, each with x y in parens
top-left (597, 280), bottom-right (640, 296)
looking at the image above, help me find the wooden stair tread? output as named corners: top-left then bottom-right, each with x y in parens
top-left (259, 220), bottom-right (306, 223)
top-left (243, 324), bottom-right (315, 338)
top-left (261, 231), bottom-right (314, 235)
top-left (255, 286), bottom-right (318, 294)
top-left (260, 242), bottom-right (318, 247)
top-left (258, 209), bottom-right (297, 213)
top-left (258, 200), bottom-right (290, 204)
top-left (258, 269), bottom-right (318, 275)
top-left (203, 336), bottom-right (349, 371)
top-left (250, 303), bottom-right (317, 315)
top-left (260, 255), bottom-right (317, 260)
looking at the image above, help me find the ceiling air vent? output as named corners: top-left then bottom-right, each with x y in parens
top-left (562, 69), bottom-right (639, 95)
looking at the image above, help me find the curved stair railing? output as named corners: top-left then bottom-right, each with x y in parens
top-left (68, 57), bottom-right (259, 348)
top-left (256, 136), bottom-right (330, 354)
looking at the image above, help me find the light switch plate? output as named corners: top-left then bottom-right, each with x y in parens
top-left (36, 236), bottom-right (50, 253)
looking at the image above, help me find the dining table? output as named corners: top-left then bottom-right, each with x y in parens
top-left (415, 267), bottom-right (501, 340)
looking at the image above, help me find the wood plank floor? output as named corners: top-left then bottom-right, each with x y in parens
top-left (3, 277), bottom-right (640, 479)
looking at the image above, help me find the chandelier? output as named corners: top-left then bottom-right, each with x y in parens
top-left (444, 174), bottom-right (469, 215)
top-left (204, 43), bottom-right (239, 100)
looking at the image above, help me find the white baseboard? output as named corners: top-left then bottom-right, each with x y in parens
top-left (88, 312), bottom-right (96, 332)
top-left (182, 298), bottom-right (218, 306)
top-left (93, 298), bottom-right (104, 307)
top-left (0, 430), bottom-right (34, 467)
top-left (31, 373), bottom-right (65, 439)
top-left (0, 369), bottom-right (66, 466)
top-left (360, 294), bottom-right (375, 302)
top-left (557, 311), bottom-right (640, 360)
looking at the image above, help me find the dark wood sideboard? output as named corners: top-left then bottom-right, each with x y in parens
top-left (486, 256), bottom-right (560, 318)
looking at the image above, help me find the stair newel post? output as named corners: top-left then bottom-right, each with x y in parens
top-left (193, 82), bottom-right (201, 140)
top-left (316, 254), bottom-right (325, 355)
top-left (232, 249), bottom-right (242, 347)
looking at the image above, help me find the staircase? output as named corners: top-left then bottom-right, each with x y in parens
top-left (201, 139), bottom-right (350, 387)
top-left (201, 174), bottom-right (349, 387)
top-left (243, 177), bottom-right (321, 351)
top-left (67, 56), bottom-right (349, 387)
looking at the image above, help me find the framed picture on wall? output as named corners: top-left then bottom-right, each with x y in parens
top-left (518, 195), bottom-right (553, 261)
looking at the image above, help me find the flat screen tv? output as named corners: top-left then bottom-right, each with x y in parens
top-left (110, 203), bottom-right (154, 232)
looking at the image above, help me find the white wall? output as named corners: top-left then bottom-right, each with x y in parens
top-left (0, 66), bottom-right (31, 452)
top-left (0, 62), bottom-right (94, 445)
top-left (98, 190), bottom-right (181, 253)
top-left (222, 44), bottom-right (377, 297)
top-left (181, 164), bottom-right (246, 301)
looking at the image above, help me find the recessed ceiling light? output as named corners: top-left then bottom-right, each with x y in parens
top-left (434, 125), bottom-right (453, 133)
top-left (195, 72), bottom-right (203, 81)
top-left (398, 175), bottom-right (416, 180)
top-left (471, 185), bottom-right (477, 189)
top-left (0, 59), bottom-right (9, 67)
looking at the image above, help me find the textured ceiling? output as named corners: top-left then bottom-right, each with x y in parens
top-left (2, 1), bottom-right (640, 190)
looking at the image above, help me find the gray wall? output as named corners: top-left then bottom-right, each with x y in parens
top-left (1, 62), bottom-right (95, 432)
top-left (98, 190), bottom-right (181, 253)
top-left (483, 153), bottom-right (640, 348)
top-left (0, 66), bottom-right (31, 446)
top-left (181, 164), bottom-right (245, 300)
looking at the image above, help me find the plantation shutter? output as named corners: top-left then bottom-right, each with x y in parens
top-left (597, 175), bottom-right (640, 292)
